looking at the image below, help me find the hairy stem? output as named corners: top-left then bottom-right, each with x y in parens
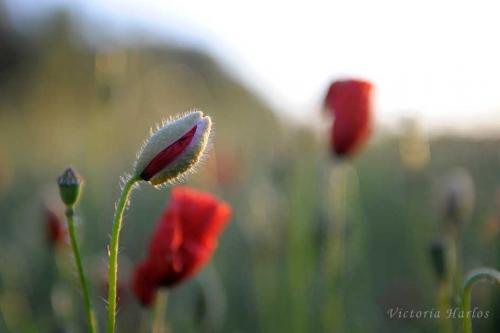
top-left (462, 268), bottom-right (500, 333)
top-left (65, 207), bottom-right (97, 333)
top-left (107, 177), bottom-right (139, 333)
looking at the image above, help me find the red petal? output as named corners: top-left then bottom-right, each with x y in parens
top-left (140, 125), bottom-right (198, 181)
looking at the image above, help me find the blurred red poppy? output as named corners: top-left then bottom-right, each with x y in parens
top-left (324, 79), bottom-right (374, 157)
top-left (44, 207), bottom-right (66, 248)
top-left (131, 261), bottom-right (157, 305)
top-left (132, 186), bottom-right (232, 306)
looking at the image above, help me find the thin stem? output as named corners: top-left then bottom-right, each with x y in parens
top-left (334, 162), bottom-right (348, 330)
top-left (437, 281), bottom-right (452, 333)
top-left (462, 268), bottom-right (500, 333)
top-left (152, 290), bottom-right (169, 333)
top-left (443, 234), bottom-right (457, 332)
top-left (107, 177), bottom-right (139, 333)
top-left (446, 234), bottom-right (458, 289)
top-left (139, 309), bottom-right (150, 333)
top-left (449, 230), bottom-right (462, 299)
top-left (323, 161), bottom-right (348, 331)
top-left (65, 207), bottom-right (97, 333)
top-left (0, 304), bottom-right (10, 333)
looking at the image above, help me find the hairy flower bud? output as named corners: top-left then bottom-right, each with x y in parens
top-left (58, 167), bottom-right (83, 207)
top-left (134, 111), bottom-right (211, 186)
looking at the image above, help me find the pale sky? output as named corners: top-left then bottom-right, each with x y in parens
top-left (7, 0), bottom-right (500, 134)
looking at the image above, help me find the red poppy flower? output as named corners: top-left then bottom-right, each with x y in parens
top-left (132, 186), bottom-right (232, 306)
top-left (324, 79), bottom-right (374, 157)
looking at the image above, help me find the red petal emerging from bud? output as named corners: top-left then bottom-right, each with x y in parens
top-left (131, 186), bottom-right (231, 306)
top-left (324, 79), bottom-right (374, 157)
top-left (134, 111), bottom-right (212, 185)
top-left (140, 125), bottom-right (197, 181)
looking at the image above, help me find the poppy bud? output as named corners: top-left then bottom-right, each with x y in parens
top-left (324, 79), bottom-right (374, 157)
top-left (441, 168), bottom-right (475, 227)
top-left (134, 111), bottom-right (212, 186)
top-left (58, 167), bottom-right (83, 207)
top-left (429, 239), bottom-right (446, 281)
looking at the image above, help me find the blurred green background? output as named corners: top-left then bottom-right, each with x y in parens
top-left (0, 5), bottom-right (499, 333)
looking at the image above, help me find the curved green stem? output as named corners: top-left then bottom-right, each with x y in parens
top-left (462, 268), bottom-right (500, 333)
top-left (65, 207), bottom-right (97, 333)
top-left (107, 177), bottom-right (139, 333)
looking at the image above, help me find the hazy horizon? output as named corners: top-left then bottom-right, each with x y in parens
top-left (5, 0), bottom-right (500, 136)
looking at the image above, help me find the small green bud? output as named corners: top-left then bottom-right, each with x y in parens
top-left (429, 239), bottom-right (446, 281)
top-left (58, 167), bottom-right (83, 207)
top-left (134, 110), bottom-right (211, 186)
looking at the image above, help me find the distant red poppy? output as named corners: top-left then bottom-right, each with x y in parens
top-left (214, 150), bottom-right (243, 187)
top-left (324, 79), bottom-right (374, 157)
top-left (44, 207), bottom-right (66, 248)
top-left (132, 186), bottom-right (232, 306)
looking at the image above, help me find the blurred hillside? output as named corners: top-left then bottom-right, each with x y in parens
top-left (0, 8), bottom-right (282, 183)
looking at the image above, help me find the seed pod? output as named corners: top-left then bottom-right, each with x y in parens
top-left (134, 111), bottom-right (211, 186)
top-left (58, 167), bottom-right (83, 207)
